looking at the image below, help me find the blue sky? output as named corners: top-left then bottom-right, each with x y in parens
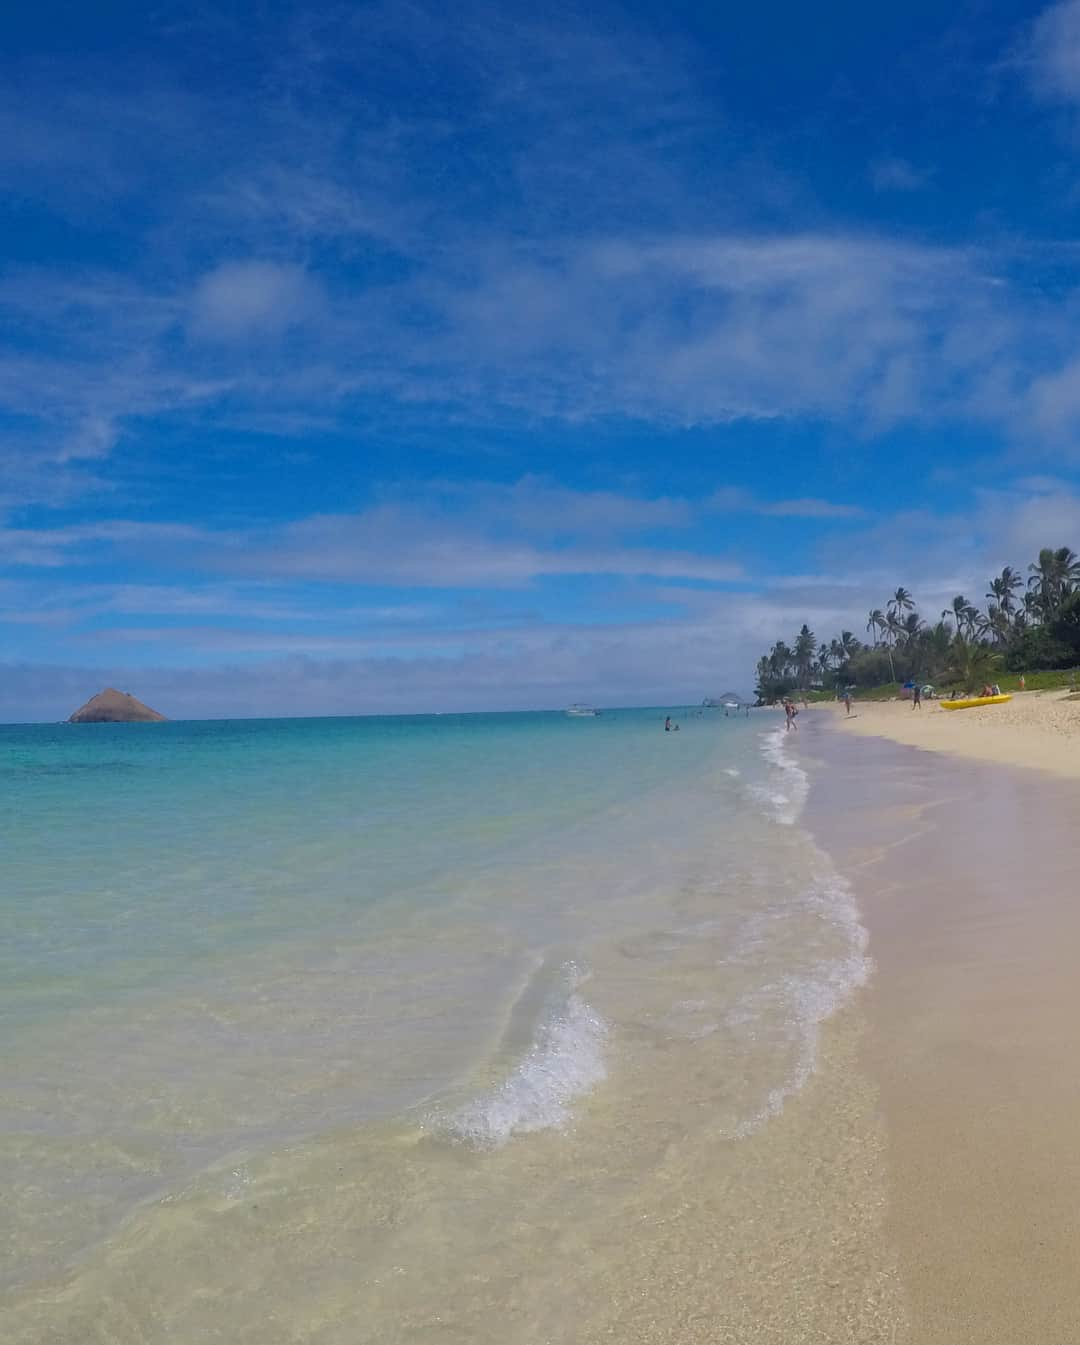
top-left (6, 0), bottom-right (1080, 717)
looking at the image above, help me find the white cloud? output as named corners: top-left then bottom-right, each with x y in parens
top-left (190, 261), bottom-right (323, 342)
top-left (449, 476), bottom-right (694, 534)
top-left (0, 520), bottom-right (206, 568)
top-left (225, 506), bottom-right (743, 587)
top-left (56, 416), bottom-right (119, 462)
top-left (0, 481), bottom-right (742, 586)
top-left (869, 157), bottom-right (926, 192)
top-left (7, 477), bottom-right (1080, 719)
top-left (1028, 353), bottom-right (1080, 434)
top-left (420, 232), bottom-right (1024, 429)
top-left (5, 1), bottom-right (1080, 463)
top-left (1021, 0), bottom-right (1080, 101)
top-left (708, 487), bottom-right (865, 519)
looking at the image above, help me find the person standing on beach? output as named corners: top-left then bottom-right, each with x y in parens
top-left (843, 689), bottom-right (853, 716)
top-left (784, 699), bottom-right (798, 732)
top-left (912, 683), bottom-right (922, 710)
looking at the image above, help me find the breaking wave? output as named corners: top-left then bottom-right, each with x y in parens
top-left (752, 725), bottom-right (810, 824)
top-left (433, 966), bottom-right (607, 1150)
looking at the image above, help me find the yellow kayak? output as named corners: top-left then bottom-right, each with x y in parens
top-left (940, 694), bottom-right (1012, 711)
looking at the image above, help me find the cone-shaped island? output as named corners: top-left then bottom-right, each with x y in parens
top-left (68, 688), bottom-right (168, 723)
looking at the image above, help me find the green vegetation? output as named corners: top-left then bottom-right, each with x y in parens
top-left (755, 547), bottom-right (1080, 703)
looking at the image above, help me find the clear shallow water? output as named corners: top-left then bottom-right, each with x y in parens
top-left (1, 708), bottom-right (878, 1341)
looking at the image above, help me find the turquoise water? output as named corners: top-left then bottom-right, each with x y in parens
top-left (4, 710), bottom-right (727, 1020)
top-left (2, 708), bottom-right (870, 1339)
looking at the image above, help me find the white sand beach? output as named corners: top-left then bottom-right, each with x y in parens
top-left (835, 689), bottom-right (1080, 778)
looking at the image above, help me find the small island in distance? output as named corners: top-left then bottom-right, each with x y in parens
top-left (68, 688), bottom-right (168, 723)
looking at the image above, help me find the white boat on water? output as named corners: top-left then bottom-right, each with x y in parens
top-left (703, 690), bottom-right (745, 710)
top-left (565, 704), bottom-right (599, 717)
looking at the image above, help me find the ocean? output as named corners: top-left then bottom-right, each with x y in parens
top-left (1, 707), bottom-right (888, 1342)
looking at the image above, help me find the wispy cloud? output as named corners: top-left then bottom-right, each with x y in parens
top-left (0, 520), bottom-right (207, 568)
top-left (219, 505), bottom-right (743, 587)
top-left (869, 156), bottom-right (927, 192)
top-left (709, 487), bottom-right (866, 519)
top-left (6, 226), bottom-right (1062, 459)
top-left (1018, 0), bottom-right (1080, 101)
top-left (6, 475), bottom-right (1080, 719)
top-left (760, 498), bottom-right (865, 519)
top-left (189, 262), bottom-right (325, 342)
top-left (0, 480), bottom-right (743, 585)
top-left (3, 2), bottom-right (1080, 482)
top-left (6, 2), bottom-right (1080, 716)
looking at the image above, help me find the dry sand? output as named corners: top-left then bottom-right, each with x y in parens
top-left (834, 688), bottom-right (1080, 778)
top-left (807, 722), bottom-right (1080, 1343)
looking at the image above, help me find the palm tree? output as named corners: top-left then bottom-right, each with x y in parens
top-left (888, 588), bottom-right (915, 625)
top-left (899, 612), bottom-right (924, 643)
top-left (1028, 547), bottom-right (1080, 619)
top-left (793, 624), bottom-right (817, 689)
top-left (878, 615), bottom-right (899, 682)
top-left (987, 566), bottom-right (1022, 620)
top-left (942, 594), bottom-right (974, 638)
top-left (987, 604), bottom-right (1010, 646)
top-left (924, 620), bottom-right (953, 669)
top-left (945, 637), bottom-right (1000, 695)
top-left (839, 630), bottom-right (860, 661)
top-left (1028, 550), bottom-right (1056, 619)
top-left (768, 641), bottom-right (793, 681)
top-left (755, 544), bottom-right (1080, 703)
top-left (999, 565), bottom-right (1023, 614)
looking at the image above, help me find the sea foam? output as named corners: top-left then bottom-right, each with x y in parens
top-left (435, 968), bottom-right (607, 1150)
top-left (754, 724), bottom-right (810, 824)
top-left (731, 868), bottom-right (871, 1139)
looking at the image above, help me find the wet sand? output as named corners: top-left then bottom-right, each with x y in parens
top-left (11, 712), bottom-right (1080, 1343)
top-left (834, 688), bottom-right (1080, 778)
top-left (804, 719), bottom-right (1080, 1343)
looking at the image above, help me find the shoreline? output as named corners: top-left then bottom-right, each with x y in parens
top-left (827, 687), bottom-right (1080, 777)
top-left (804, 715), bottom-right (1080, 1342)
top-left (0, 714), bottom-right (904, 1344)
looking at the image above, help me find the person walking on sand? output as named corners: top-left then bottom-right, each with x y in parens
top-left (912, 683), bottom-right (922, 710)
top-left (843, 689), bottom-right (853, 716)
